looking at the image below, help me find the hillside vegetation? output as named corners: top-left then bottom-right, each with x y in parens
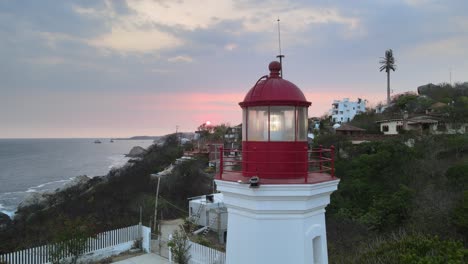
top-left (0, 134), bottom-right (212, 253)
top-left (317, 132), bottom-right (467, 263)
top-left (1, 84), bottom-right (467, 263)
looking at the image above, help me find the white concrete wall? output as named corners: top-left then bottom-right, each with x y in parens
top-left (189, 201), bottom-right (208, 226)
top-left (142, 225), bottom-right (151, 252)
top-left (79, 241), bottom-right (135, 263)
top-left (189, 197), bottom-right (228, 232)
top-left (432, 123), bottom-right (468, 135)
top-left (379, 120), bottom-right (402, 135)
top-left (216, 180), bottom-right (339, 264)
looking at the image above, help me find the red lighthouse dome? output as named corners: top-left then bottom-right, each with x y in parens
top-left (240, 61), bottom-right (311, 107)
top-left (216, 61), bottom-right (335, 184)
top-left (239, 61), bottom-right (311, 180)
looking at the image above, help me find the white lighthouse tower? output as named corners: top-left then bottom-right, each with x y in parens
top-left (215, 61), bottom-right (339, 264)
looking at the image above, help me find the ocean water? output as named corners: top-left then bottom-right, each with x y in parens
top-left (0, 138), bottom-right (154, 218)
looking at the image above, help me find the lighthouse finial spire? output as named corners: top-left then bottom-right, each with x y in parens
top-left (276, 17), bottom-right (285, 78)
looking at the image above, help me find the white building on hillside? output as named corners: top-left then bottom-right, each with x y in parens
top-left (188, 193), bottom-right (228, 244)
top-left (330, 98), bottom-right (366, 124)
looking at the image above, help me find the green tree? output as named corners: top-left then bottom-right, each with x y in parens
top-left (49, 216), bottom-right (95, 264)
top-left (167, 227), bottom-right (191, 264)
top-left (349, 111), bottom-right (381, 134)
top-left (380, 49), bottom-right (397, 105)
top-left (446, 162), bottom-right (468, 190)
top-left (452, 190), bottom-right (468, 240)
top-left (328, 140), bottom-right (416, 231)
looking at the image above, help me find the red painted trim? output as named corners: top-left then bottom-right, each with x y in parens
top-left (219, 146), bottom-right (223, 179)
top-left (239, 101), bottom-right (311, 107)
top-left (294, 106), bottom-right (297, 142)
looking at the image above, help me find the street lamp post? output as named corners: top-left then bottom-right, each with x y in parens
top-left (151, 174), bottom-right (162, 236)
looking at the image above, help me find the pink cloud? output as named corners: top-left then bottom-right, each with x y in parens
top-left (1, 89), bottom-right (386, 138)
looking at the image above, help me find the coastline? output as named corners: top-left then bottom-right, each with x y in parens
top-left (0, 140), bottom-right (151, 219)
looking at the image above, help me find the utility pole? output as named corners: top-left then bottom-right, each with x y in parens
top-left (153, 176), bottom-right (161, 234)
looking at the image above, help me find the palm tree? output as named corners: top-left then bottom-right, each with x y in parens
top-left (379, 49), bottom-right (397, 105)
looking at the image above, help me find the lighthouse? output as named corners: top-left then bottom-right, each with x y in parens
top-left (215, 61), bottom-right (339, 264)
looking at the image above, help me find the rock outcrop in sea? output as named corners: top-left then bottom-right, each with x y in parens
top-left (126, 146), bottom-right (147, 157)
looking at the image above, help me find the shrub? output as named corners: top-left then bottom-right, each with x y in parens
top-left (167, 227), bottom-right (191, 264)
top-left (452, 190), bottom-right (468, 240)
top-left (357, 233), bottom-right (467, 264)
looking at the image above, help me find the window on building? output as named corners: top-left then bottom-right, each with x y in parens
top-left (347, 118), bottom-right (350, 122)
top-left (353, 107), bottom-right (355, 110)
top-left (341, 117), bottom-right (343, 121)
top-left (313, 236), bottom-right (322, 264)
top-left (382, 125), bottom-right (389, 132)
top-left (397, 125), bottom-right (403, 132)
top-left (339, 111), bottom-right (343, 114)
top-left (437, 123), bottom-right (446, 131)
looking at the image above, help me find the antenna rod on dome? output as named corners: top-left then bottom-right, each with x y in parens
top-left (276, 17), bottom-right (285, 78)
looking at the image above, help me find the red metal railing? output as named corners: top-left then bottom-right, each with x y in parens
top-left (216, 145), bottom-right (336, 183)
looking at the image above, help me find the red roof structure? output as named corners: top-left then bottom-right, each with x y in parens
top-left (240, 61), bottom-right (311, 107)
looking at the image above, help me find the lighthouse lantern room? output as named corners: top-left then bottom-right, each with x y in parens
top-left (215, 61), bottom-right (340, 264)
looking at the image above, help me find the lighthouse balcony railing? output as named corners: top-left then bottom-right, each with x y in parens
top-left (215, 146), bottom-right (336, 184)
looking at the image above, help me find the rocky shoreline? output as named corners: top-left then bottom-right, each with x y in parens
top-left (0, 145), bottom-right (146, 225)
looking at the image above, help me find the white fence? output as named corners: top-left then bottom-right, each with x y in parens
top-left (0, 224), bottom-right (151, 264)
top-left (188, 241), bottom-right (226, 264)
top-left (168, 239), bottom-right (226, 264)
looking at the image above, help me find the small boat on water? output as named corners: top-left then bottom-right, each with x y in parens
top-left (94, 140), bottom-right (102, 144)
top-left (110, 139), bottom-right (114, 143)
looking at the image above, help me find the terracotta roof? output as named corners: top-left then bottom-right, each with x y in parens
top-left (407, 116), bottom-right (438, 124)
top-left (335, 123), bottom-right (366, 131)
top-left (376, 115), bottom-right (440, 124)
top-left (429, 102), bottom-right (447, 109)
top-left (376, 118), bottom-right (403, 123)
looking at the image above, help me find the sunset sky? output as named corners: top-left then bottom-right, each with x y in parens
top-left (1, 0), bottom-right (467, 138)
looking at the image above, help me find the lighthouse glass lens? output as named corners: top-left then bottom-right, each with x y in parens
top-left (269, 106), bottom-right (295, 141)
top-left (242, 109), bottom-right (247, 141)
top-left (296, 107), bottom-right (308, 141)
top-left (247, 106), bottom-right (268, 141)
